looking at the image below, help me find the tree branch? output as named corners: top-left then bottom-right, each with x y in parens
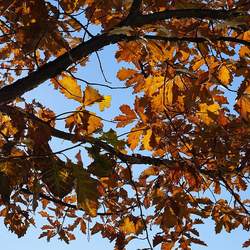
top-left (125, 8), bottom-right (243, 26)
top-left (121, 0), bottom-right (142, 25)
top-left (0, 8), bottom-right (246, 105)
top-left (20, 188), bottom-right (136, 216)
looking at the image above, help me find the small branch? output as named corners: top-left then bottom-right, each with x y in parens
top-left (219, 175), bottom-right (250, 216)
top-left (20, 188), bottom-right (137, 216)
top-left (20, 188), bottom-right (111, 216)
top-left (126, 163), bottom-right (153, 250)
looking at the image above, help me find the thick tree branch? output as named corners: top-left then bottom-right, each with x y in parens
top-left (0, 8), bottom-right (246, 105)
top-left (143, 34), bottom-right (250, 46)
top-left (125, 8), bottom-right (243, 26)
top-left (121, 0), bottom-right (142, 25)
top-left (0, 34), bottom-right (120, 105)
top-left (0, 105), bottom-right (178, 168)
top-left (0, 104), bottom-right (245, 183)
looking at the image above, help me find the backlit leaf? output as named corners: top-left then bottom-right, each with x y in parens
top-left (117, 67), bottom-right (137, 81)
top-left (99, 95), bottom-right (111, 111)
top-left (73, 165), bottom-right (99, 217)
top-left (83, 86), bottom-right (103, 106)
top-left (217, 65), bottom-right (231, 85)
top-left (53, 75), bottom-right (82, 102)
top-left (119, 217), bottom-right (143, 235)
top-left (115, 105), bottom-right (137, 128)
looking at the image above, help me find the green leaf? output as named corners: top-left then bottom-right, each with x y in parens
top-left (88, 154), bottom-right (115, 178)
top-left (42, 160), bottom-right (74, 198)
top-left (73, 165), bottom-right (99, 217)
top-left (100, 129), bottom-right (126, 149)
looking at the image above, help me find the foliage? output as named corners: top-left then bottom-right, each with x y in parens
top-left (0, 0), bottom-right (249, 249)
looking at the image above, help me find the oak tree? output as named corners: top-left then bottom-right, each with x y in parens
top-left (0, 0), bottom-right (249, 249)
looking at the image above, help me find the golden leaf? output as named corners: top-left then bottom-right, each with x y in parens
top-left (83, 86), bottom-right (103, 106)
top-left (198, 103), bottom-right (220, 125)
top-left (143, 129), bottom-right (152, 150)
top-left (145, 76), bottom-right (164, 96)
top-left (192, 58), bottom-right (205, 71)
top-left (85, 114), bottom-right (103, 134)
top-left (54, 75), bottom-right (82, 102)
top-left (217, 65), bottom-right (231, 85)
top-left (165, 79), bottom-right (174, 105)
top-left (119, 217), bottom-right (143, 235)
top-left (99, 95), bottom-right (111, 111)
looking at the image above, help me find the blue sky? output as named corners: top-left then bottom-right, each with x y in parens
top-left (1, 33), bottom-right (249, 250)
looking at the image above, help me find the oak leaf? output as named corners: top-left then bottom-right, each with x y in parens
top-left (73, 165), bottom-right (99, 217)
top-left (99, 95), bottom-right (111, 111)
top-left (53, 75), bottom-right (82, 102)
top-left (83, 86), bottom-right (103, 106)
top-left (217, 65), bottom-right (231, 85)
top-left (115, 105), bottom-right (137, 128)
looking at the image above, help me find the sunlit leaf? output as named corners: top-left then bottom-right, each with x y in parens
top-left (217, 65), bottom-right (231, 85)
top-left (52, 75), bottom-right (82, 102)
top-left (99, 95), bottom-right (111, 111)
top-left (83, 86), bottom-right (103, 106)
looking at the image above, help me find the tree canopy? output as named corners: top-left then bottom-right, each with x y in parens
top-left (0, 0), bottom-right (249, 249)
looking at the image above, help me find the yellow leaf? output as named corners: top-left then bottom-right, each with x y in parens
top-left (99, 95), bottom-right (111, 111)
top-left (143, 129), bottom-right (152, 150)
top-left (165, 79), bottom-right (174, 105)
top-left (198, 103), bottom-right (220, 125)
top-left (119, 217), bottom-right (143, 235)
top-left (217, 65), bottom-right (231, 85)
top-left (145, 76), bottom-right (164, 96)
top-left (55, 75), bottom-right (82, 102)
top-left (83, 86), bottom-right (103, 106)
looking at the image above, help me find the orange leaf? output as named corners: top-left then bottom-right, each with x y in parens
top-left (217, 65), bottom-right (231, 85)
top-left (115, 105), bottom-right (137, 128)
top-left (119, 217), bottom-right (143, 235)
top-left (117, 67), bottom-right (137, 81)
top-left (127, 127), bottom-right (144, 150)
top-left (143, 129), bottom-right (153, 150)
top-left (83, 86), bottom-right (103, 106)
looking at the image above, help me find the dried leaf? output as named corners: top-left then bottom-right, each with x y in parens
top-left (83, 86), bottom-right (103, 106)
top-left (217, 65), bottom-right (231, 85)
